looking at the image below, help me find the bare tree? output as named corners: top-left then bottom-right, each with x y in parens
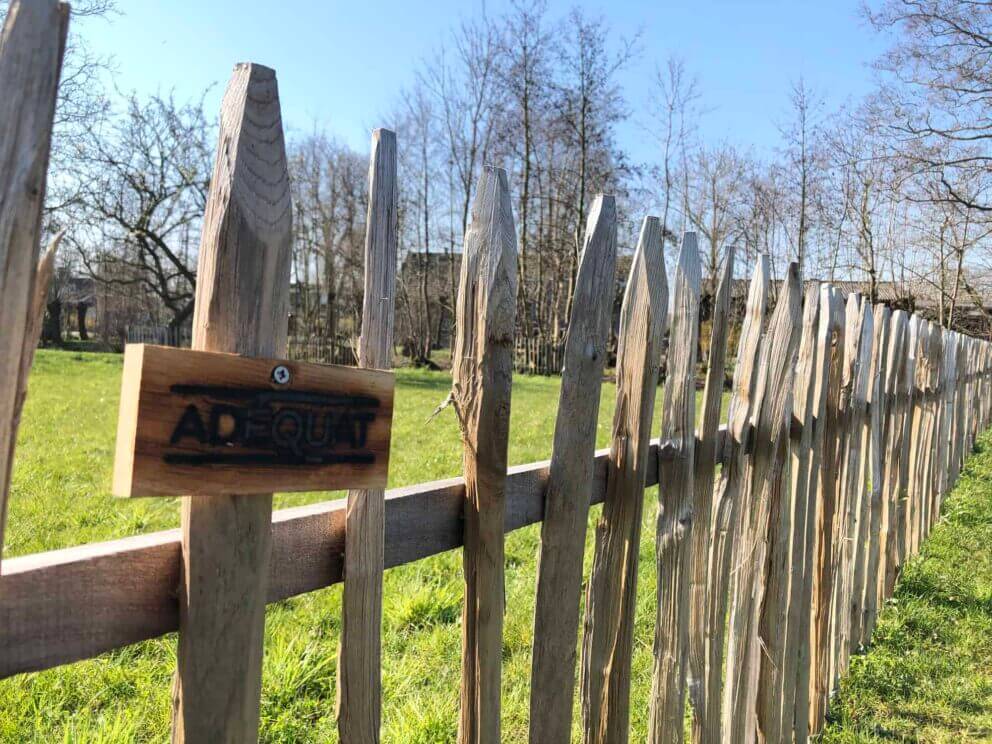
top-left (70, 92), bottom-right (211, 332)
top-left (866, 0), bottom-right (992, 212)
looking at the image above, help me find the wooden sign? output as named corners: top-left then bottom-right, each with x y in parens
top-left (113, 344), bottom-right (394, 497)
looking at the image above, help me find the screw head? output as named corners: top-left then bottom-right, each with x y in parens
top-left (272, 364), bottom-right (291, 385)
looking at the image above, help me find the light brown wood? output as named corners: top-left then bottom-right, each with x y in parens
top-left (0, 435), bottom-right (694, 680)
top-left (112, 344), bottom-right (393, 498)
top-left (701, 254), bottom-right (770, 744)
top-left (725, 263), bottom-right (802, 744)
top-left (0, 0), bottom-right (69, 563)
top-left (895, 315), bottom-right (922, 577)
top-left (171, 62), bottom-right (293, 744)
top-left (879, 311), bottom-right (908, 600)
top-left (3, 325), bottom-right (991, 687)
top-left (904, 318), bottom-right (929, 562)
top-left (338, 127), bottom-right (398, 744)
top-left (648, 231), bottom-right (701, 744)
top-left (529, 194), bottom-right (616, 744)
top-left (686, 245), bottom-right (734, 744)
top-left (453, 165), bottom-right (518, 744)
top-left (829, 297), bottom-right (872, 685)
top-left (769, 282), bottom-right (820, 741)
top-left (581, 216), bottom-right (667, 744)
top-left (794, 283), bottom-right (842, 743)
top-left (810, 286), bottom-right (848, 729)
top-left (854, 304), bottom-right (890, 647)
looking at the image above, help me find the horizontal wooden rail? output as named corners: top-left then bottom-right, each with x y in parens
top-left (0, 432), bottom-right (730, 680)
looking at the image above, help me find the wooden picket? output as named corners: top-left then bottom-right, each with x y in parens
top-left (4, 18), bottom-right (992, 742)
top-left (581, 216), bottom-right (667, 744)
top-left (649, 231), bottom-right (701, 744)
top-left (530, 194), bottom-right (616, 744)
top-left (337, 128), bottom-right (397, 744)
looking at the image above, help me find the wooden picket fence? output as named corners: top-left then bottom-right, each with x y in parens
top-left (3, 5), bottom-right (992, 744)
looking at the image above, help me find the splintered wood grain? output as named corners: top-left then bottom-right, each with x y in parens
top-left (648, 232), bottom-right (702, 744)
top-left (581, 217), bottom-right (667, 744)
top-left (452, 166), bottom-right (518, 744)
top-left (905, 318), bottom-right (930, 562)
top-left (725, 263), bottom-right (801, 744)
top-left (770, 282), bottom-right (820, 741)
top-left (793, 284), bottom-right (842, 743)
top-left (701, 254), bottom-right (769, 744)
top-left (880, 311), bottom-right (908, 601)
top-left (829, 297), bottom-right (872, 686)
top-left (810, 286), bottom-right (847, 732)
top-left (338, 128), bottom-right (398, 744)
top-left (686, 246), bottom-right (734, 744)
top-left (0, 0), bottom-right (68, 564)
top-left (530, 195), bottom-right (617, 744)
top-left (171, 63), bottom-right (293, 744)
top-left (896, 315), bottom-right (922, 579)
top-left (854, 303), bottom-right (890, 647)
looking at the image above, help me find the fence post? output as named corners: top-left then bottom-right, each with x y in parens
top-left (686, 245), bottom-right (734, 744)
top-left (768, 282), bottom-right (820, 740)
top-left (337, 128), bottom-right (397, 744)
top-left (725, 263), bottom-right (801, 744)
top-left (648, 232), bottom-right (701, 744)
top-left (529, 194), bottom-right (617, 744)
top-left (879, 311), bottom-right (909, 601)
top-left (581, 216), bottom-right (667, 744)
top-left (0, 0), bottom-right (68, 565)
top-left (829, 297), bottom-right (872, 685)
top-left (854, 304), bottom-right (891, 648)
top-left (794, 283), bottom-right (843, 742)
top-left (170, 63), bottom-right (292, 743)
top-left (452, 166), bottom-right (518, 744)
top-left (701, 255), bottom-right (769, 744)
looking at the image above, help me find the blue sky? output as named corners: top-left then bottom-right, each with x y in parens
top-left (81, 0), bottom-right (888, 162)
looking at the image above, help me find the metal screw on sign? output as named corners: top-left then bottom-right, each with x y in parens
top-left (271, 364), bottom-right (291, 385)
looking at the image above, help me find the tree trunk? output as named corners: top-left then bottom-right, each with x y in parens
top-left (42, 300), bottom-right (62, 345)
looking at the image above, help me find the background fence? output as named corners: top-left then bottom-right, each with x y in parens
top-left (3, 6), bottom-right (992, 744)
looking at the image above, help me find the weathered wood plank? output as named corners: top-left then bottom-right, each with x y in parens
top-left (529, 194), bottom-right (616, 744)
top-left (338, 127), bottom-right (398, 744)
top-left (1, 437), bottom-right (688, 680)
top-left (769, 282), bottom-right (820, 740)
top-left (829, 297), bottom-right (872, 685)
top-left (701, 254), bottom-right (770, 744)
top-left (855, 304), bottom-right (890, 647)
top-left (171, 62), bottom-right (293, 744)
top-left (726, 263), bottom-right (802, 744)
top-left (896, 315), bottom-right (923, 576)
top-left (686, 246), bottom-right (734, 744)
top-left (648, 231), bottom-right (701, 744)
top-left (878, 311), bottom-right (908, 613)
top-left (0, 0), bottom-right (69, 563)
top-left (794, 283), bottom-right (843, 743)
top-left (453, 165), bottom-right (518, 744)
top-left (581, 216), bottom-right (667, 744)
top-left (809, 285), bottom-right (847, 731)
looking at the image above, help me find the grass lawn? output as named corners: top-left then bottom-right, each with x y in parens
top-left (0, 349), bottom-right (666, 743)
top-left (3, 349), bottom-right (991, 742)
top-left (821, 430), bottom-right (992, 743)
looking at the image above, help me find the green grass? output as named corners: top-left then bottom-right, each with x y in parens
top-left (0, 350), bottom-right (667, 742)
top-left (821, 430), bottom-right (992, 743)
top-left (5, 350), bottom-right (990, 742)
